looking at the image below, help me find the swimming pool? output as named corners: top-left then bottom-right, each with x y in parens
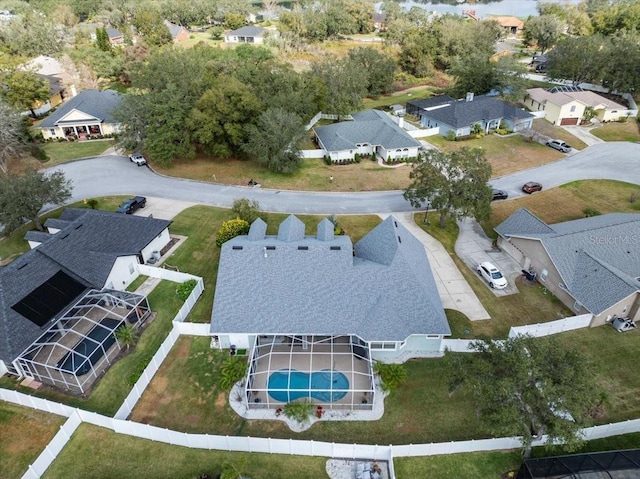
top-left (268, 369), bottom-right (349, 403)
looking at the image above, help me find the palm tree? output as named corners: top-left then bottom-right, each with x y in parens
top-left (114, 324), bottom-right (138, 351)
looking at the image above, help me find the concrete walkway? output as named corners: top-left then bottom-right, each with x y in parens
top-left (384, 212), bottom-right (490, 321)
top-left (561, 122), bottom-right (605, 147)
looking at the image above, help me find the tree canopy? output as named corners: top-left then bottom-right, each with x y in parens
top-left (403, 148), bottom-right (492, 227)
top-left (446, 335), bottom-right (603, 451)
top-left (0, 169), bottom-right (72, 233)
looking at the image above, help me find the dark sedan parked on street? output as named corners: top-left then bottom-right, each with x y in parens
top-left (492, 189), bottom-right (509, 201)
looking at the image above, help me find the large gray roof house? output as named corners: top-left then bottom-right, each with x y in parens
top-left (211, 215), bottom-right (449, 352)
top-left (314, 109), bottom-right (421, 163)
top-left (496, 208), bottom-right (640, 326)
top-left (38, 89), bottom-right (122, 140)
top-left (0, 208), bottom-right (171, 376)
top-left (211, 215), bottom-right (450, 410)
top-left (408, 93), bottom-right (534, 138)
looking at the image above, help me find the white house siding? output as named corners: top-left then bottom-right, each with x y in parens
top-left (329, 150), bottom-right (357, 162)
top-left (42, 122), bottom-right (120, 140)
top-left (380, 146), bottom-right (419, 161)
top-left (104, 255), bottom-right (139, 290)
top-left (140, 229), bottom-right (171, 263)
top-left (0, 359), bottom-right (8, 377)
top-left (369, 335), bottom-right (443, 362)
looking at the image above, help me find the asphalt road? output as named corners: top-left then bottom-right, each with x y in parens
top-left (49, 142), bottom-right (640, 214)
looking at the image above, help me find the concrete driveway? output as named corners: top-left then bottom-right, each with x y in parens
top-left (455, 218), bottom-right (522, 297)
top-left (561, 123), bottom-right (605, 147)
top-left (132, 197), bottom-right (197, 221)
top-left (387, 213), bottom-right (490, 321)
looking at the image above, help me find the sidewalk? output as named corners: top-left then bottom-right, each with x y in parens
top-left (384, 212), bottom-right (490, 321)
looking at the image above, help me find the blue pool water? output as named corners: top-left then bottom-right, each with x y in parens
top-left (268, 369), bottom-right (349, 402)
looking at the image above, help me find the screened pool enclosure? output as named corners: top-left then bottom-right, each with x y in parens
top-left (15, 289), bottom-right (150, 394)
top-left (245, 335), bottom-right (376, 410)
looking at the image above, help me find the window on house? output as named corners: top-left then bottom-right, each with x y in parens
top-left (370, 342), bottom-right (396, 350)
top-left (573, 300), bottom-right (582, 311)
top-left (50, 129), bottom-right (55, 135)
top-left (570, 106), bottom-right (576, 112)
top-left (128, 263), bottom-right (135, 274)
top-left (426, 335), bottom-right (440, 339)
top-left (540, 269), bottom-right (548, 281)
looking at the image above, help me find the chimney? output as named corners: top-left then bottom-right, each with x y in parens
top-left (70, 84), bottom-right (78, 97)
top-left (398, 116), bottom-right (404, 129)
top-left (465, 92), bottom-right (474, 102)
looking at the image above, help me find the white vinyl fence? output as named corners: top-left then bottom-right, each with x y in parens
top-left (299, 149), bottom-right (327, 159)
top-left (3, 384), bottom-right (639, 479)
top-left (440, 339), bottom-right (476, 352)
top-left (508, 314), bottom-right (592, 338)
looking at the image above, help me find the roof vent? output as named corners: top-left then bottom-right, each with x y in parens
top-left (298, 246), bottom-right (309, 251)
top-left (17, 262), bottom-right (28, 270)
top-left (266, 246), bottom-right (276, 250)
top-left (232, 246), bottom-right (243, 250)
top-left (74, 223), bottom-right (83, 230)
top-left (398, 236), bottom-right (402, 243)
top-left (330, 246), bottom-right (341, 251)
top-left (60, 233), bottom-right (69, 239)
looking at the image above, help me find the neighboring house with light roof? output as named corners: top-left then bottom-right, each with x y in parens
top-left (524, 86), bottom-right (636, 125)
top-left (210, 215), bottom-right (450, 411)
top-left (314, 109), bottom-right (421, 162)
top-left (495, 208), bottom-right (640, 327)
top-left (224, 26), bottom-right (266, 44)
top-left (487, 16), bottom-right (524, 36)
top-left (38, 89), bottom-right (122, 140)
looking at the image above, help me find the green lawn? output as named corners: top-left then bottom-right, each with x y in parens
top-left (42, 424), bottom-right (328, 479)
top-left (130, 336), bottom-right (490, 444)
top-left (126, 274), bottom-right (149, 292)
top-left (394, 451), bottom-right (522, 479)
top-left (0, 402), bottom-right (65, 479)
top-left (41, 140), bottom-right (114, 166)
top-left (590, 119), bottom-right (640, 142)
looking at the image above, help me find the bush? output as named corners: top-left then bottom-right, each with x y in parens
top-left (220, 356), bottom-right (248, 391)
top-left (176, 279), bottom-right (198, 301)
top-left (283, 399), bottom-right (314, 423)
top-left (446, 130), bottom-right (456, 141)
top-left (324, 155), bottom-right (332, 165)
top-left (127, 354), bottom-right (152, 386)
top-left (354, 153), bottom-right (361, 163)
top-left (216, 218), bottom-right (250, 247)
top-left (583, 207), bottom-right (601, 217)
top-left (232, 198), bottom-right (261, 224)
top-left (374, 361), bottom-right (407, 393)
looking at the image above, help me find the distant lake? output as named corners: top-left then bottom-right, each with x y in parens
top-left (398, 0), bottom-right (582, 18)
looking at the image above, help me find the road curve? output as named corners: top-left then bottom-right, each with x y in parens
top-left (49, 142), bottom-right (640, 214)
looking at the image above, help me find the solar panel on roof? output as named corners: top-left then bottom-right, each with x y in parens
top-left (12, 271), bottom-right (86, 327)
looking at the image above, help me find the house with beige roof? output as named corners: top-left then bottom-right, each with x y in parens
top-left (524, 86), bottom-right (634, 125)
top-left (487, 16), bottom-right (524, 36)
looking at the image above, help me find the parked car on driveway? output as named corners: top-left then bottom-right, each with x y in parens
top-left (116, 196), bottom-right (146, 214)
top-left (129, 152), bottom-right (147, 166)
top-left (477, 262), bottom-right (508, 289)
top-left (522, 182), bottom-right (543, 194)
top-left (492, 189), bottom-right (508, 201)
top-left (545, 139), bottom-right (572, 153)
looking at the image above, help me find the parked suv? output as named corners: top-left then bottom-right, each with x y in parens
top-left (477, 262), bottom-right (508, 289)
top-left (545, 139), bottom-right (572, 153)
top-left (522, 182), bottom-right (543, 194)
top-left (129, 152), bottom-right (147, 166)
top-left (116, 196), bottom-right (146, 214)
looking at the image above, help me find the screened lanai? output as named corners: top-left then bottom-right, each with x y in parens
top-left (14, 289), bottom-right (150, 394)
top-left (245, 335), bottom-right (376, 411)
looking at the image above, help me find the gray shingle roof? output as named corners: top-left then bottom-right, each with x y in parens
top-left (314, 109), bottom-right (420, 152)
top-left (34, 208), bottom-right (171, 286)
top-left (496, 209), bottom-right (640, 314)
top-left (163, 20), bottom-right (186, 39)
top-left (416, 95), bottom-right (533, 129)
top-left (407, 96), bottom-right (455, 110)
top-left (210, 215), bottom-right (450, 341)
top-left (39, 89), bottom-right (122, 128)
top-left (0, 208), bottom-right (172, 365)
top-left (24, 230), bottom-right (54, 243)
top-left (105, 26), bottom-right (122, 39)
top-left (228, 26), bottom-right (265, 37)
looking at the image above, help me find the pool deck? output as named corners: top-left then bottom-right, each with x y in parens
top-left (229, 377), bottom-right (387, 433)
